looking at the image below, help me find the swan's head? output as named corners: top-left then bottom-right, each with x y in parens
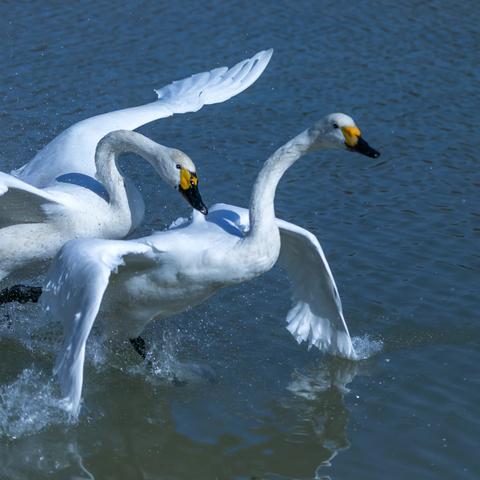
top-left (154, 148), bottom-right (208, 215)
top-left (310, 113), bottom-right (380, 158)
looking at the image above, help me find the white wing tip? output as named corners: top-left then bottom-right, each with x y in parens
top-left (154, 48), bottom-right (273, 101)
top-left (254, 48), bottom-right (274, 61)
top-left (286, 302), bottom-right (356, 360)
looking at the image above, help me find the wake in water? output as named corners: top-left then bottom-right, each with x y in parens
top-left (0, 298), bottom-right (383, 439)
top-left (0, 314), bottom-right (217, 439)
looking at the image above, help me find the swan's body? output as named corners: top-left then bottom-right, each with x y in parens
top-left (0, 50), bottom-right (272, 281)
top-left (0, 130), bottom-right (208, 281)
top-left (42, 113), bottom-right (380, 416)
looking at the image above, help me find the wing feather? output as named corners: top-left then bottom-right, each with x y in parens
top-left (208, 203), bottom-right (356, 359)
top-left (13, 50), bottom-right (273, 187)
top-left (0, 172), bottom-right (70, 227)
top-left (41, 238), bottom-right (152, 417)
top-left (275, 220), bottom-right (356, 359)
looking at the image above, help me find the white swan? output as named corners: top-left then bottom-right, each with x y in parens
top-left (41, 113), bottom-right (380, 417)
top-left (0, 130), bottom-right (208, 283)
top-left (0, 50), bottom-right (272, 282)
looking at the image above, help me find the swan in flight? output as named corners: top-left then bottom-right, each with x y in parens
top-left (41, 113), bottom-right (380, 417)
top-left (0, 50), bottom-right (272, 283)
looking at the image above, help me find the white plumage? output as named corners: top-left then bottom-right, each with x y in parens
top-left (42, 113), bottom-right (380, 417)
top-left (0, 50), bottom-right (272, 282)
top-left (12, 49), bottom-right (272, 186)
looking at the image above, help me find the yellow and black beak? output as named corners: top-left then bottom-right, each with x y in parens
top-left (179, 168), bottom-right (208, 215)
top-left (342, 126), bottom-right (380, 158)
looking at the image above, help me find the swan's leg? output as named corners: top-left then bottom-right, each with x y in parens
top-left (0, 285), bottom-right (42, 304)
top-left (129, 336), bottom-right (147, 360)
top-left (128, 335), bottom-right (201, 386)
top-left (128, 335), bottom-right (186, 385)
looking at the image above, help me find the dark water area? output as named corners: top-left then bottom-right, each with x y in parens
top-left (0, 1), bottom-right (479, 478)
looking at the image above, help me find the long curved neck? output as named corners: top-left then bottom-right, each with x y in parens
top-left (94, 130), bottom-right (167, 212)
top-left (247, 127), bottom-right (317, 241)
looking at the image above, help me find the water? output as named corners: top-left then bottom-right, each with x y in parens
top-left (0, 0), bottom-right (479, 478)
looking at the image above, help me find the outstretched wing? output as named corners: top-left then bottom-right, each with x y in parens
top-left (0, 172), bottom-right (71, 228)
top-left (41, 238), bottom-right (152, 417)
top-left (208, 203), bottom-right (355, 359)
top-left (275, 219), bottom-right (355, 359)
top-left (13, 49), bottom-right (273, 187)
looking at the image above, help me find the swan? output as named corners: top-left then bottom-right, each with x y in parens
top-left (0, 130), bottom-right (208, 285)
top-left (41, 113), bottom-right (380, 417)
top-left (0, 49), bottom-right (272, 283)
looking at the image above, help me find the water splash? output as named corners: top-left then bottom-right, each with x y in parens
top-left (126, 328), bottom-right (216, 385)
top-left (0, 367), bottom-right (70, 439)
top-left (352, 334), bottom-right (383, 360)
top-left (0, 302), bottom-right (62, 356)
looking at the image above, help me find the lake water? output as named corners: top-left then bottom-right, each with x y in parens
top-left (0, 1), bottom-right (479, 478)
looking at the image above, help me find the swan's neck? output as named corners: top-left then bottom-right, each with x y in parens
top-left (95, 130), bottom-right (168, 215)
top-left (247, 127), bottom-right (317, 241)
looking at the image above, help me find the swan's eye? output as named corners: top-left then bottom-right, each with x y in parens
top-left (333, 123), bottom-right (339, 129)
top-left (176, 164), bottom-right (181, 169)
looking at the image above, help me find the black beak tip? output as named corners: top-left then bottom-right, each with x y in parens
top-left (350, 137), bottom-right (380, 159)
top-left (180, 185), bottom-right (208, 216)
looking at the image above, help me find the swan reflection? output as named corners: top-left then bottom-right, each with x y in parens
top-left (284, 358), bottom-right (361, 478)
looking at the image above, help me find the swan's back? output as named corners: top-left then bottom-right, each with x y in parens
top-left (146, 210), bottom-right (245, 258)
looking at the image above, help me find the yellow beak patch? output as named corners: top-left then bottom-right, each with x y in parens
top-left (180, 168), bottom-right (198, 190)
top-left (342, 126), bottom-right (362, 148)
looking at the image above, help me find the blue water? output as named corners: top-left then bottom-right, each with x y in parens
top-left (0, 1), bottom-right (479, 479)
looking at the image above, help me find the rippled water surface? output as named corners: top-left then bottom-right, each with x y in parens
top-left (1, 1), bottom-right (479, 479)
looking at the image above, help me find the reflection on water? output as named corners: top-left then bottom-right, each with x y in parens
top-left (0, 315), bottom-right (375, 479)
top-left (0, 304), bottom-right (475, 479)
top-left (67, 442), bottom-right (96, 480)
top-left (287, 359), bottom-right (358, 399)
top-left (285, 359), bottom-right (359, 478)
